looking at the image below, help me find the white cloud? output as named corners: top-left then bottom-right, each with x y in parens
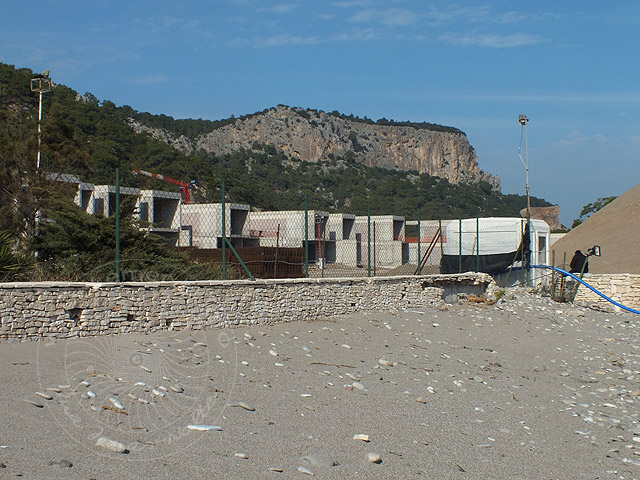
top-left (162, 16), bottom-right (201, 30)
top-left (268, 4), bottom-right (297, 14)
top-left (333, 0), bottom-right (375, 8)
top-left (262, 33), bottom-right (322, 47)
top-left (229, 27), bottom-right (378, 48)
top-left (552, 131), bottom-right (611, 148)
top-left (422, 6), bottom-right (562, 27)
top-left (628, 134), bottom-right (640, 147)
top-left (424, 5), bottom-right (490, 25)
top-left (350, 8), bottom-right (417, 26)
top-left (329, 29), bottom-right (378, 41)
top-left (380, 8), bottom-right (418, 26)
top-left (350, 9), bottom-right (374, 22)
top-left (440, 32), bottom-right (548, 48)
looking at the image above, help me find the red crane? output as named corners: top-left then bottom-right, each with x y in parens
top-left (132, 169), bottom-right (197, 204)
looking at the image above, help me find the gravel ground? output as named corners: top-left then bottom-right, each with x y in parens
top-left (0, 288), bottom-right (639, 479)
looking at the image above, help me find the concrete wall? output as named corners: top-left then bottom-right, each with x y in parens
top-left (249, 211), bottom-right (327, 245)
top-left (352, 216), bottom-right (407, 268)
top-left (573, 274), bottom-right (640, 312)
top-left (181, 203), bottom-right (251, 248)
top-left (0, 273), bottom-right (492, 342)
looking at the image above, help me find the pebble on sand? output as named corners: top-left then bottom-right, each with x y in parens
top-left (234, 402), bottom-right (255, 411)
top-left (96, 437), bottom-right (127, 453)
top-left (300, 452), bottom-right (336, 467)
top-left (366, 452), bottom-right (382, 464)
top-left (186, 425), bottom-right (223, 431)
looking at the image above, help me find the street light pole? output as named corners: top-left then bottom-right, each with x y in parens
top-left (30, 71), bottom-right (52, 256)
top-left (30, 71), bottom-right (52, 178)
top-left (518, 114), bottom-right (531, 285)
top-left (518, 114), bottom-right (530, 220)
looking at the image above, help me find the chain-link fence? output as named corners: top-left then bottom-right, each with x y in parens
top-left (46, 175), bottom-right (554, 283)
top-left (132, 182), bottom-right (553, 282)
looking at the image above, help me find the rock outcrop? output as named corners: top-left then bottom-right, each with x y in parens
top-left (520, 206), bottom-right (563, 230)
top-left (126, 119), bottom-right (194, 154)
top-left (129, 105), bottom-right (500, 189)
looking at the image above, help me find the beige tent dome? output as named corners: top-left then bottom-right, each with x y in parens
top-left (551, 183), bottom-right (640, 274)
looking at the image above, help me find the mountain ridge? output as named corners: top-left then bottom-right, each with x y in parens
top-left (0, 62), bottom-right (553, 229)
top-left (128, 105), bottom-right (500, 191)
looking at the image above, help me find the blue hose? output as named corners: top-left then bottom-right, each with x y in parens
top-left (531, 264), bottom-right (640, 315)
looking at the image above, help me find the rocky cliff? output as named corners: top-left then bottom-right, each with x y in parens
top-left (129, 105), bottom-right (500, 189)
top-left (520, 206), bottom-right (563, 230)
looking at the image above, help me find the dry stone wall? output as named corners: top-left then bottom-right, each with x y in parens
top-left (573, 274), bottom-right (640, 312)
top-left (0, 274), bottom-right (491, 342)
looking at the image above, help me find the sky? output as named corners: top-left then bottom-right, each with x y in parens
top-left (1, 1), bottom-right (639, 226)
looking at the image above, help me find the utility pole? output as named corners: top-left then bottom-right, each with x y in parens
top-left (30, 71), bottom-right (53, 178)
top-left (519, 114), bottom-right (531, 285)
top-left (30, 71), bottom-right (52, 256)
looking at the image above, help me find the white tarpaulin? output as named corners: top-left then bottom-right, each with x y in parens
top-left (443, 217), bottom-right (550, 256)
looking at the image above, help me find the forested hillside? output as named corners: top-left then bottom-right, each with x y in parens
top-left (0, 63), bottom-right (550, 216)
top-left (0, 62), bottom-right (554, 280)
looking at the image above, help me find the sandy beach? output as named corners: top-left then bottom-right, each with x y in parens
top-left (0, 288), bottom-right (639, 479)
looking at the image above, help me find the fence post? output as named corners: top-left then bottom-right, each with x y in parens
top-left (525, 219), bottom-right (531, 287)
top-left (373, 221), bottom-right (377, 277)
top-left (222, 181), bottom-right (226, 280)
top-left (367, 203), bottom-right (371, 277)
top-left (551, 249), bottom-right (556, 300)
top-left (476, 217), bottom-right (480, 273)
top-left (115, 167), bottom-right (121, 282)
top-left (458, 217), bottom-right (462, 274)
top-left (304, 194), bottom-right (309, 278)
top-left (521, 219), bottom-right (525, 286)
top-left (417, 209), bottom-right (421, 275)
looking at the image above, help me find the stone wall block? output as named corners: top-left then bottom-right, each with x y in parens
top-left (0, 275), bottom-right (493, 341)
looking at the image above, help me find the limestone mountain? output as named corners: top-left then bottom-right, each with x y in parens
top-left (128, 105), bottom-right (500, 190)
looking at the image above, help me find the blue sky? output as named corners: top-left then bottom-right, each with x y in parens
top-left (2, 1), bottom-right (639, 226)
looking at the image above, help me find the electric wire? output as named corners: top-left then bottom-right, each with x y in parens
top-left (518, 125), bottom-right (526, 169)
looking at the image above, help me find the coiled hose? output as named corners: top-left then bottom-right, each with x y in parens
top-left (531, 264), bottom-right (640, 315)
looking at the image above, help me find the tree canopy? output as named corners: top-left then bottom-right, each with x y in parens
top-left (0, 61), bottom-right (554, 280)
top-left (571, 196), bottom-right (617, 229)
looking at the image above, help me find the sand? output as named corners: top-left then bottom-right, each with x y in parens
top-left (0, 289), bottom-right (639, 479)
top-left (551, 183), bottom-right (640, 274)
